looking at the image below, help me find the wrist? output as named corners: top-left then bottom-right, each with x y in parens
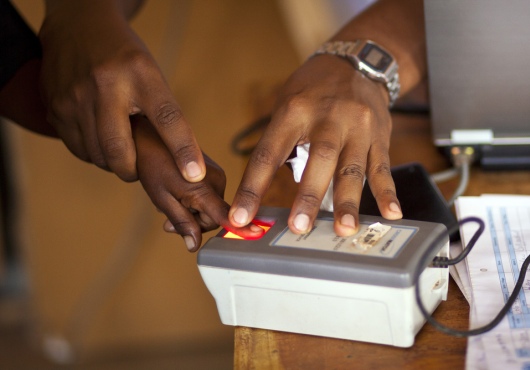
top-left (41, 0), bottom-right (131, 36)
top-left (306, 53), bottom-right (391, 107)
top-left (39, 1), bottom-right (135, 49)
top-left (310, 40), bottom-right (400, 107)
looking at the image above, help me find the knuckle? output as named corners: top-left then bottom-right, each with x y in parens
top-left (91, 153), bottom-right (108, 169)
top-left (249, 146), bottom-right (275, 168)
top-left (169, 219), bottom-right (196, 234)
top-left (352, 104), bottom-right (376, 128)
top-left (236, 185), bottom-right (261, 204)
top-left (358, 103), bottom-right (376, 120)
top-left (370, 186), bottom-right (397, 204)
top-left (127, 50), bottom-right (154, 71)
top-left (70, 84), bottom-right (86, 105)
top-left (182, 184), bottom-right (214, 207)
top-left (325, 98), bottom-right (349, 117)
top-left (297, 192), bottom-right (321, 209)
top-left (372, 186), bottom-right (397, 201)
top-left (338, 163), bottom-right (365, 181)
top-left (91, 64), bottom-right (115, 88)
top-left (312, 140), bottom-right (339, 162)
top-left (337, 200), bottom-right (360, 213)
top-left (380, 187), bottom-right (397, 197)
top-left (101, 136), bottom-right (128, 161)
top-left (369, 161), bottom-right (392, 177)
top-left (92, 50), bottom-right (152, 87)
top-left (280, 94), bottom-right (314, 121)
top-left (48, 96), bottom-right (69, 120)
top-left (173, 143), bottom-right (196, 163)
top-left (154, 103), bottom-right (184, 128)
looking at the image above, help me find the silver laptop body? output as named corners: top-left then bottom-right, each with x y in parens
top-left (424, 0), bottom-right (530, 169)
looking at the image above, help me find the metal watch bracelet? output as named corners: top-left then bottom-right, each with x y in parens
top-left (311, 40), bottom-right (400, 107)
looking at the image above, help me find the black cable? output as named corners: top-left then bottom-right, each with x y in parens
top-left (431, 217), bottom-right (484, 267)
top-left (415, 216), bottom-right (530, 337)
top-left (230, 115), bottom-right (270, 156)
top-left (390, 103), bottom-right (430, 115)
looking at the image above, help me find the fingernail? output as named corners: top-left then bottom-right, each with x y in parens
top-left (164, 221), bottom-right (175, 232)
top-left (250, 224), bottom-right (263, 233)
top-left (389, 202), bottom-right (402, 214)
top-left (340, 214), bottom-right (356, 229)
top-left (185, 161), bottom-right (202, 180)
top-left (183, 235), bottom-right (196, 251)
top-left (232, 207), bottom-right (249, 226)
top-left (293, 213), bottom-right (310, 233)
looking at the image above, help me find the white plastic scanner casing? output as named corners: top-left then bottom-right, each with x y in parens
top-left (197, 207), bottom-right (449, 347)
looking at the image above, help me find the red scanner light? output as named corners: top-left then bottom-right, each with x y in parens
top-left (222, 218), bottom-right (275, 240)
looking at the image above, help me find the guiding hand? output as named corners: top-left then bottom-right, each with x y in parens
top-left (229, 54), bottom-right (402, 237)
top-left (132, 115), bottom-right (264, 252)
top-left (39, 2), bottom-right (205, 183)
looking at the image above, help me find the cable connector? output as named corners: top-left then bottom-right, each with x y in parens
top-left (430, 256), bottom-right (449, 268)
top-left (450, 146), bottom-right (476, 168)
top-left (446, 146), bottom-right (476, 206)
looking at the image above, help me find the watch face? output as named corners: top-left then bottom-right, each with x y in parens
top-left (359, 43), bottom-right (393, 72)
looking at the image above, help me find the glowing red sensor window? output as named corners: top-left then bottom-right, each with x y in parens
top-left (222, 218), bottom-right (275, 240)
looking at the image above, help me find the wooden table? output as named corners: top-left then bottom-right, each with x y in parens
top-left (234, 114), bottom-right (530, 369)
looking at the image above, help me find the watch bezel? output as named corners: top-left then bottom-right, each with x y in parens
top-left (356, 41), bottom-right (397, 84)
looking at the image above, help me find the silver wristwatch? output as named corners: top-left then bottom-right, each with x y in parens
top-left (312, 40), bottom-right (400, 107)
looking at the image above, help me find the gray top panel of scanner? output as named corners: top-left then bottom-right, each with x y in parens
top-left (197, 207), bottom-right (448, 288)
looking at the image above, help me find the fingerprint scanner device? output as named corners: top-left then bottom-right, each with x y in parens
top-left (197, 207), bottom-right (449, 348)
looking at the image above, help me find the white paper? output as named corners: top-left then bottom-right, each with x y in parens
top-left (455, 195), bottom-right (530, 370)
top-left (449, 241), bottom-right (473, 304)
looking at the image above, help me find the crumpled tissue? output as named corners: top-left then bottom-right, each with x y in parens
top-left (286, 143), bottom-right (334, 212)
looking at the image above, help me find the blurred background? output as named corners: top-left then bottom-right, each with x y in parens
top-left (0, 0), bottom-right (370, 368)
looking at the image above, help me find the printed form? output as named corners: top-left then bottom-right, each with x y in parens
top-left (455, 195), bottom-right (530, 370)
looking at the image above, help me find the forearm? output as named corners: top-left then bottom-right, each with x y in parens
top-left (44, 0), bottom-right (144, 20)
top-left (330, 0), bottom-right (426, 95)
top-left (0, 60), bottom-right (57, 137)
top-left (41, 0), bottom-right (145, 47)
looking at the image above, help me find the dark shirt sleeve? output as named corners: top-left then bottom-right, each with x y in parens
top-left (0, 0), bottom-right (42, 90)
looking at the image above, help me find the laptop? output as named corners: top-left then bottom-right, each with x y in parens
top-left (424, 0), bottom-right (530, 169)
